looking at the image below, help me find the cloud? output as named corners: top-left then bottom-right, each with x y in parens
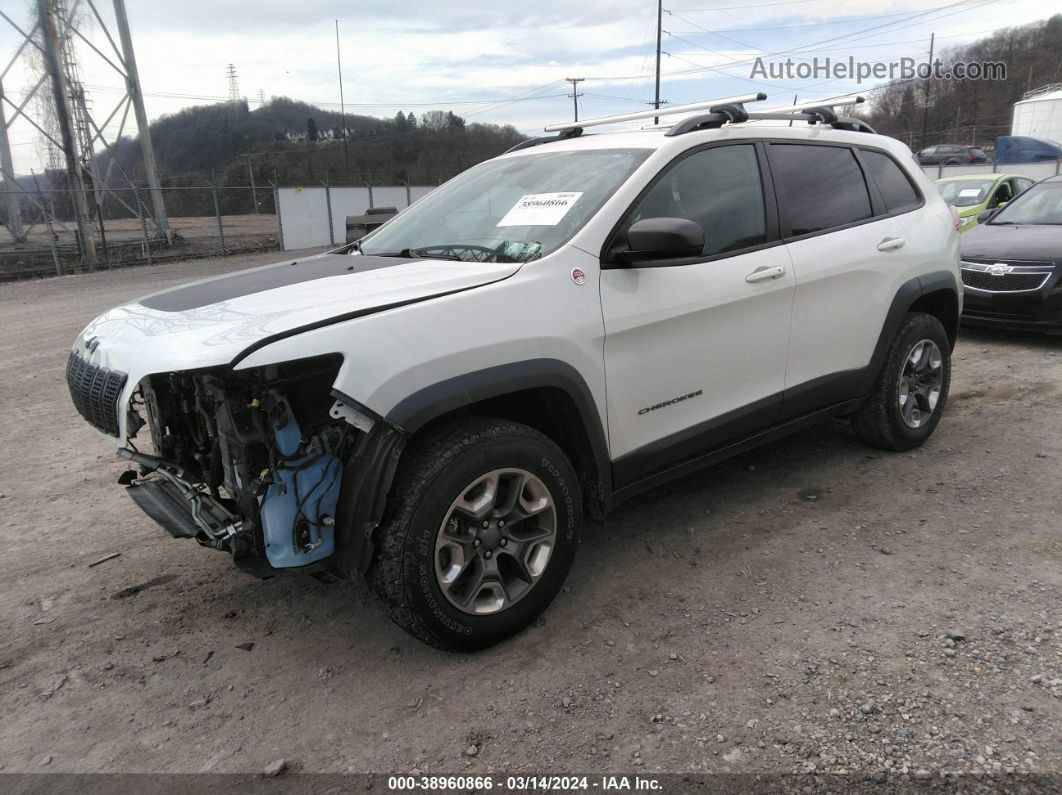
top-left (0, 0), bottom-right (1052, 173)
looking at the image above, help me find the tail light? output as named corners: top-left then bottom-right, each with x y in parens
top-left (950, 206), bottom-right (961, 230)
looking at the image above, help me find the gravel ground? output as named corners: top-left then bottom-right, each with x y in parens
top-left (0, 251), bottom-right (1058, 780)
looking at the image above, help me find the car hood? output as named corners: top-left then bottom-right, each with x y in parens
top-left (959, 224), bottom-right (1061, 262)
top-left (74, 253), bottom-right (521, 375)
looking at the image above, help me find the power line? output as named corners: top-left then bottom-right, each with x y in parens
top-left (669, 9), bottom-right (957, 35)
top-left (79, 82), bottom-right (570, 110)
top-left (669, 0), bottom-right (822, 11)
top-left (659, 0), bottom-right (1003, 79)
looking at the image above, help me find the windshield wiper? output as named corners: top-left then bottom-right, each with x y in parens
top-left (371, 247), bottom-right (462, 261)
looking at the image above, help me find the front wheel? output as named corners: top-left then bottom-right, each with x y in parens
top-left (851, 312), bottom-right (952, 451)
top-left (370, 417), bottom-right (582, 650)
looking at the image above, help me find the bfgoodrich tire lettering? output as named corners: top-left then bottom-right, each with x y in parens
top-left (370, 417), bottom-right (581, 650)
top-left (851, 312), bottom-right (952, 451)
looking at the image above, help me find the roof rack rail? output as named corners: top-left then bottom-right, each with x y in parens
top-left (744, 94), bottom-right (874, 133)
top-left (504, 128), bottom-right (585, 154)
top-left (543, 93), bottom-right (767, 133)
top-left (513, 94), bottom-right (872, 150)
top-left (756, 93), bottom-right (865, 115)
top-left (663, 94), bottom-right (872, 137)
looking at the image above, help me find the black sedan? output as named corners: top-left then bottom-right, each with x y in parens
top-left (960, 175), bottom-right (1062, 334)
top-left (917, 144), bottom-right (989, 166)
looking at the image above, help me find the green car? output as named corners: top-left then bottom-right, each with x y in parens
top-left (935, 173), bottom-right (1035, 232)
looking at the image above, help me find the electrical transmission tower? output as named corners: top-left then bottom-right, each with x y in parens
top-left (565, 77), bottom-right (584, 123)
top-left (227, 64), bottom-right (239, 102)
top-left (226, 64), bottom-right (241, 122)
top-left (0, 0), bottom-right (172, 261)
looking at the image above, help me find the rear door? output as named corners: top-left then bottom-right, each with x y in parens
top-left (599, 142), bottom-right (794, 485)
top-left (767, 142), bottom-right (921, 419)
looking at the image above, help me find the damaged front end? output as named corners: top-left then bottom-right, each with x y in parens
top-left (104, 354), bottom-right (395, 575)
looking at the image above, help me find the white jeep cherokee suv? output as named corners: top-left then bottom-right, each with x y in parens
top-left (67, 95), bottom-right (961, 649)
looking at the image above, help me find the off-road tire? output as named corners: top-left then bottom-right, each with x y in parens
top-left (369, 416), bottom-right (582, 650)
top-left (851, 312), bottom-right (951, 451)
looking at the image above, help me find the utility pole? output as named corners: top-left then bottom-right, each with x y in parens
top-left (113, 0), bottom-right (172, 243)
top-left (335, 20), bottom-right (349, 183)
top-left (38, 0), bottom-right (96, 266)
top-left (249, 163), bottom-right (258, 214)
top-left (919, 32), bottom-right (934, 151)
top-left (0, 80), bottom-right (25, 242)
top-left (654, 0), bottom-right (662, 124)
top-left (565, 77), bottom-right (585, 122)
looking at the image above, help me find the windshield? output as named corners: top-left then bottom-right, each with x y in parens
top-left (989, 180), bottom-right (1062, 225)
top-left (356, 148), bottom-right (650, 262)
top-left (936, 179), bottom-right (996, 207)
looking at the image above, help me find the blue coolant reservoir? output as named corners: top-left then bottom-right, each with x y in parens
top-left (258, 394), bottom-right (342, 568)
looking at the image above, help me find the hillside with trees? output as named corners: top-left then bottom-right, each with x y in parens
top-left (99, 97), bottom-right (525, 189)
top-left (861, 14), bottom-right (1062, 149)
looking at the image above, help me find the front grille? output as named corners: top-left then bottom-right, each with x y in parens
top-left (961, 269), bottom-right (1050, 292)
top-left (66, 350), bottom-right (127, 436)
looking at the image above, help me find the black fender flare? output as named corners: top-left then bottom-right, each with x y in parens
top-left (387, 358), bottom-right (611, 496)
top-left (329, 359), bottom-right (611, 576)
top-left (858, 270), bottom-right (960, 396)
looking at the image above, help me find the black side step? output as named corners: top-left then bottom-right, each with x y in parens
top-left (126, 479), bottom-right (198, 538)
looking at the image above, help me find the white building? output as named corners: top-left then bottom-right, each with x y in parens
top-left (1012, 84), bottom-right (1062, 142)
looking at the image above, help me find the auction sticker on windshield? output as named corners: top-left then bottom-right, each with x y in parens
top-left (497, 192), bottom-right (583, 226)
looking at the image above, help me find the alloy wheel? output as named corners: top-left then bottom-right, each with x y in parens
top-left (898, 339), bottom-right (944, 429)
top-left (434, 468), bottom-right (557, 615)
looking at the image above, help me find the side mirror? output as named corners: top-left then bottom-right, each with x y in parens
top-left (615, 217), bottom-right (704, 265)
top-left (995, 200), bottom-right (1008, 209)
top-left (976, 209), bottom-right (996, 224)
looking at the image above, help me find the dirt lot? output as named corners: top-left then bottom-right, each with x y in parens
top-left (0, 251), bottom-right (1059, 778)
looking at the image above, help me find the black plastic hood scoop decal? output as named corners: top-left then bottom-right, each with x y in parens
top-left (139, 254), bottom-right (407, 313)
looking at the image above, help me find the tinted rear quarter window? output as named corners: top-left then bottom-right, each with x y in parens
top-left (771, 144), bottom-right (872, 236)
top-left (861, 149), bottom-right (921, 212)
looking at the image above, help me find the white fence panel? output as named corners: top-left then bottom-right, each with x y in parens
top-left (922, 162), bottom-right (1061, 181)
top-left (410, 185), bottom-right (435, 203)
top-left (371, 187), bottom-right (408, 210)
top-left (277, 187), bottom-right (331, 251)
top-left (278, 185), bottom-right (435, 250)
top-left (327, 187), bottom-right (373, 247)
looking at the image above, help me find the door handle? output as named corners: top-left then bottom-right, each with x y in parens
top-left (745, 265), bottom-right (787, 283)
top-left (877, 236), bottom-right (906, 252)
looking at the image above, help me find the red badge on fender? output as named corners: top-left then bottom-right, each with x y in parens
top-left (570, 268), bottom-right (586, 285)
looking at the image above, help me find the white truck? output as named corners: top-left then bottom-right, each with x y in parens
top-left (68, 94), bottom-right (961, 649)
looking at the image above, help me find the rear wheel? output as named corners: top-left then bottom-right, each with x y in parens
top-left (851, 312), bottom-right (951, 451)
top-left (370, 417), bottom-right (581, 650)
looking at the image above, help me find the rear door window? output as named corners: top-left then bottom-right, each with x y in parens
top-left (770, 144), bottom-right (873, 236)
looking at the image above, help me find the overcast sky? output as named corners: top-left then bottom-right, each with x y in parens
top-left (0, 0), bottom-right (1050, 174)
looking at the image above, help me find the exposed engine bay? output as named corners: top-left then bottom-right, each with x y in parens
top-left (120, 354), bottom-right (361, 573)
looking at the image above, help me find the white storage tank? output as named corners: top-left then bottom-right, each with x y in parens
top-left (1012, 84), bottom-right (1062, 141)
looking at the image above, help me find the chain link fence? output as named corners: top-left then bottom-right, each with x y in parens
top-left (0, 185), bottom-right (282, 282)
